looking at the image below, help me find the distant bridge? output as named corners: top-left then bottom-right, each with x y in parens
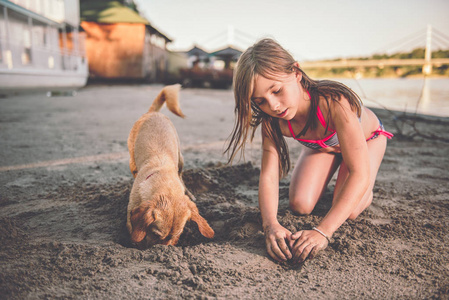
top-left (301, 25), bottom-right (449, 75)
top-left (198, 25), bottom-right (449, 75)
top-left (300, 58), bottom-right (449, 69)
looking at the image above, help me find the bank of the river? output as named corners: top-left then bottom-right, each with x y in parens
top-left (305, 69), bottom-right (449, 80)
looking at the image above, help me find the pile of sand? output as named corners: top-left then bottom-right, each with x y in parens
top-left (1, 95), bottom-right (448, 298)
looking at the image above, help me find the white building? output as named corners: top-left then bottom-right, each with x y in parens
top-left (0, 0), bottom-right (88, 92)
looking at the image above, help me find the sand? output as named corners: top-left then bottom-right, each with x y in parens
top-left (0, 85), bottom-right (448, 299)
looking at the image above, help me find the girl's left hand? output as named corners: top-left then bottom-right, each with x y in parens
top-left (289, 230), bottom-right (328, 265)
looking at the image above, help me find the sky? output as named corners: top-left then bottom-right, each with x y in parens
top-left (134, 0), bottom-right (449, 61)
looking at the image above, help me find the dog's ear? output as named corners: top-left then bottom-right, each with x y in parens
top-left (187, 200), bottom-right (214, 239)
top-left (130, 204), bottom-right (154, 243)
top-left (149, 209), bottom-right (166, 238)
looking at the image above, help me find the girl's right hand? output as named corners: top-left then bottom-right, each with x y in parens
top-left (263, 223), bottom-right (293, 262)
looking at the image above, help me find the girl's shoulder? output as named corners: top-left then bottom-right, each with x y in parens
top-left (319, 93), bottom-right (360, 129)
top-left (314, 83), bottom-right (362, 114)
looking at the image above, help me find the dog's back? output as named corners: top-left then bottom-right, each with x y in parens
top-left (128, 84), bottom-right (184, 177)
top-left (133, 114), bottom-right (180, 170)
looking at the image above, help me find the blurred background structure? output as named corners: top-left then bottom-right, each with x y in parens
top-left (0, 0), bottom-right (448, 93)
top-left (80, 0), bottom-right (172, 82)
top-left (0, 0), bottom-right (88, 92)
top-left (79, 0), bottom-right (243, 88)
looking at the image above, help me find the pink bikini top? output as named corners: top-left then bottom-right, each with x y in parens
top-left (287, 105), bottom-right (340, 149)
top-left (287, 92), bottom-right (393, 150)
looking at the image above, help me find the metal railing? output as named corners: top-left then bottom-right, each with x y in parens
top-left (0, 34), bottom-right (86, 72)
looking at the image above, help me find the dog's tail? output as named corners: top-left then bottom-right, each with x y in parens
top-left (148, 84), bottom-right (185, 118)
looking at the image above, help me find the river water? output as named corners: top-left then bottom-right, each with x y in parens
top-left (338, 78), bottom-right (449, 118)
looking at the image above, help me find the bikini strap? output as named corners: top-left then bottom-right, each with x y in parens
top-left (288, 90), bottom-right (332, 139)
top-left (287, 120), bottom-right (297, 138)
top-left (316, 105), bottom-right (328, 128)
top-left (289, 90), bottom-right (313, 138)
top-left (309, 90), bottom-right (330, 129)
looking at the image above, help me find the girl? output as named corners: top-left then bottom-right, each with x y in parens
top-left (225, 38), bottom-right (393, 265)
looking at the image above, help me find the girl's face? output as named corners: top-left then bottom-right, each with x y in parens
top-left (251, 69), bottom-right (303, 120)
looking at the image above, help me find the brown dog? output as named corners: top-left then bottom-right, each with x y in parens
top-left (127, 84), bottom-right (214, 248)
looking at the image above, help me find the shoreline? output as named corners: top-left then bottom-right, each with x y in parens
top-left (308, 73), bottom-right (449, 80)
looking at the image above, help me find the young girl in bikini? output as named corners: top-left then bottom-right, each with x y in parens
top-left (225, 38), bottom-right (393, 265)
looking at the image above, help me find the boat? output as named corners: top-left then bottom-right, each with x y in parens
top-left (0, 0), bottom-right (88, 93)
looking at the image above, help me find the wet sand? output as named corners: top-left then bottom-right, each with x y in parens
top-left (0, 85), bottom-right (448, 299)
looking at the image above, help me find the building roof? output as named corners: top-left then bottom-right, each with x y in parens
top-left (185, 46), bottom-right (209, 59)
top-left (80, 0), bottom-right (172, 41)
top-left (81, 1), bottom-right (149, 24)
top-left (1, 0), bottom-right (62, 27)
top-left (210, 46), bottom-right (243, 60)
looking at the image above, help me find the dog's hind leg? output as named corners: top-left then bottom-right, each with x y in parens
top-left (127, 120), bottom-right (143, 178)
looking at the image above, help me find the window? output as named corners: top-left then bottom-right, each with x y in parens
top-left (8, 10), bottom-right (33, 65)
top-left (22, 24), bottom-right (31, 64)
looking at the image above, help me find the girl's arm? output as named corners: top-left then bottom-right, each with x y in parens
top-left (259, 129), bottom-right (293, 262)
top-left (291, 97), bottom-right (370, 264)
top-left (318, 97), bottom-right (370, 235)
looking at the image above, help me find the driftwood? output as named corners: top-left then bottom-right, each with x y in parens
top-left (350, 73), bottom-right (449, 143)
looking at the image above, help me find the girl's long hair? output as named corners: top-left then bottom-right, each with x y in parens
top-left (224, 38), bottom-right (362, 178)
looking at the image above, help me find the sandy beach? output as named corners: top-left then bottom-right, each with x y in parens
top-left (0, 84), bottom-right (448, 299)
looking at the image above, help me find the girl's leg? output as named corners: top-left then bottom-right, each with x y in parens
top-left (333, 136), bottom-right (387, 220)
top-left (289, 147), bottom-right (342, 215)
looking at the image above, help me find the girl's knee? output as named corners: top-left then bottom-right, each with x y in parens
top-left (347, 211), bottom-right (360, 220)
top-left (289, 188), bottom-right (321, 215)
top-left (348, 190), bottom-right (373, 220)
top-left (289, 198), bottom-right (315, 215)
